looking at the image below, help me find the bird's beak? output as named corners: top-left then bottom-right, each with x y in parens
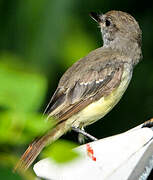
top-left (89, 12), bottom-right (101, 23)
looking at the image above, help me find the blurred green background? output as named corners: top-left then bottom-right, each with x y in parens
top-left (0, 0), bottom-right (153, 179)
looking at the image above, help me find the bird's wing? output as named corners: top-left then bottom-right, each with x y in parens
top-left (44, 60), bottom-right (125, 122)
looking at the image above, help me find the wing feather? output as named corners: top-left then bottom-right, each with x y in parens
top-left (45, 62), bottom-right (124, 122)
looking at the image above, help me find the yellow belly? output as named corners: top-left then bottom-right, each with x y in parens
top-left (66, 64), bottom-right (132, 128)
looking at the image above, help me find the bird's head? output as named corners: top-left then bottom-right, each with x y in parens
top-left (90, 11), bottom-right (142, 48)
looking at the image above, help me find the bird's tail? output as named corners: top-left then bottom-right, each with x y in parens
top-left (14, 121), bottom-right (69, 172)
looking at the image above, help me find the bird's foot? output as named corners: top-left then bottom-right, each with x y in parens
top-left (71, 126), bottom-right (98, 143)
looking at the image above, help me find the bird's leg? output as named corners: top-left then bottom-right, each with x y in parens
top-left (71, 126), bottom-right (98, 143)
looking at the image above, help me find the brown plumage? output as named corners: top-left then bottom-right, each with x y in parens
top-left (14, 10), bottom-right (142, 171)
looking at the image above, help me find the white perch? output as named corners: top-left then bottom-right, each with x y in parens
top-left (34, 123), bottom-right (153, 180)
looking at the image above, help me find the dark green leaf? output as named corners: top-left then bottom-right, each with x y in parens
top-left (42, 140), bottom-right (79, 163)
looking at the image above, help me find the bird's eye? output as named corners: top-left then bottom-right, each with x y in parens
top-left (105, 19), bottom-right (111, 27)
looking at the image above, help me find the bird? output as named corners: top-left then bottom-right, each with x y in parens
top-left (15, 10), bottom-right (142, 171)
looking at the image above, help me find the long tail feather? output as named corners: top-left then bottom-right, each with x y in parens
top-left (14, 121), bottom-right (69, 172)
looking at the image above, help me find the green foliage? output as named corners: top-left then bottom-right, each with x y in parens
top-left (0, 111), bottom-right (54, 145)
top-left (0, 54), bottom-right (50, 179)
top-left (0, 53), bottom-right (54, 145)
top-left (0, 53), bottom-right (47, 112)
top-left (62, 20), bottom-right (96, 68)
top-left (0, 153), bottom-right (34, 180)
top-left (42, 140), bottom-right (79, 163)
top-left (0, 166), bottom-right (23, 180)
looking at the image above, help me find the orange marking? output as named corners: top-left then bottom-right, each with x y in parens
top-left (22, 145), bottom-right (32, 159)
top-left (86, 144), bottom-right (96, 161)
